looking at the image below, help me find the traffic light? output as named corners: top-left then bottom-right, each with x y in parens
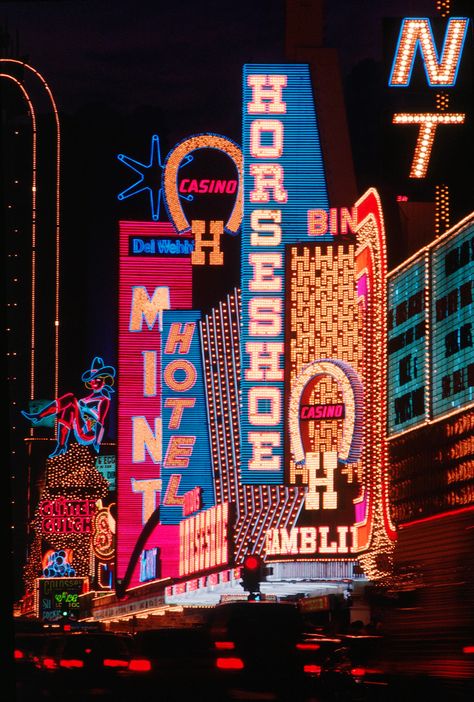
top-left (241, 554), bottom-right (264, 596)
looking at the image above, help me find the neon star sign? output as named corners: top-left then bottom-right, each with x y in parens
top-left (117, 134), bottom-right (192, 221)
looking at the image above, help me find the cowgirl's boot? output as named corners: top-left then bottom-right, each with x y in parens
top-left (49, 420), bottom-right (71, 458)
top-left (21, 400), bottom-right (57, 425)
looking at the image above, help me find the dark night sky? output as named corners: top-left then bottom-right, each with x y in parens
top-left (2, 1), bottom-right (440, 116)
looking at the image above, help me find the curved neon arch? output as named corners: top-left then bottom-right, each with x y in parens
top-left (1, 60), bottom-right (61, 400)
top-left (163, 133), bottom-right (243, 235)
top-left (288, 358), bottom-right (364, 465)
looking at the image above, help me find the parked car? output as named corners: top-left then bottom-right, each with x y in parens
top-left (15, 631), bottom-right (57, 701)
top-left (296, 631), bottom-right (344, 697)
top-left (123, 626), bottom-right (215, 700)
top-left (319, 634), bottom-right (390, 701)
top-left (206, 599), bottom-right (309, 701)
top-left (36, 630), bottom-right (134, 700)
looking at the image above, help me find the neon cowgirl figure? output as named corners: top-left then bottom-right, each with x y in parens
top-left (22, 357), bottom-right (116, 458)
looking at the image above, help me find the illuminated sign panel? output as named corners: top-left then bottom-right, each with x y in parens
top-left (241, 64), bottom-right (329, 484)
top-left (117, 221), bottom-right (193, 588)
top-left (139, 547), bottom-right (159, 582)
top-left (95, 455), bottom-right (116, 490)
top-left (387, 258), bottom-right (427, 433)
top-left (129, 236), bottom-right (194, 257)
top-left (160, 310), bottom-right (215, 524)
top-left (179, 503), bottom-right (229, 577)
top-left (432, 222), bottom-right (474, 417)
top-left (277, 242), bottom-right (362, 559)
top-left (37, 577), bottom-right (88, 621)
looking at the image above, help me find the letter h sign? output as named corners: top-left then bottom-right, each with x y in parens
top-left (191, 220), bottom-right (224, 266)
top-left (305, 451), bottom-right (338, 511)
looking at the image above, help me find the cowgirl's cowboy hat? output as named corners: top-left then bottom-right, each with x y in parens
top-left (81, 357), bottom-right (116, 382)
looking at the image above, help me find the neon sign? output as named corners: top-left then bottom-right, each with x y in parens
top-left (21, 357), bottom-right (116, 458)
top-left (389, 18), bottom-right (469, 88)
top-left (40, 498), bottom-right (96, 534)
top-left (130, 236), bottom-right (194, 256)
top-left (266, 526), bottom-right (358, 556)
top-left (388, 17), bottom-right (469, 179)
top-left (241, 64), bottom-right (329, 485)
top-left (178, 178), bottom-right (238, 195)
top-left (117, 221), bottom-right (193, 590)
top-left (307, 207), bottom-right (357, 236)
top-left (163, 133), bottom-right (242, 236)
top-left (42, 549), bottom-right (75, 577)
top-left (392, 112), bottom-right (465, 178)
top-left (300, 404), bottom-right (345, 420)
top-left (179, 503), bottom-right (229, 577)
top-left (160, 310), bottom-right (215, 524)
top-left (91, 500), bottom-right (115, 560)
top-left (117, 134), bottom-right (190, 222)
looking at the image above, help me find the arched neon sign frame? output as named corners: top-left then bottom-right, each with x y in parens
top-left (288, 359), bottom-right (364, 465)
top-left (163, 133), bottom-right (243, 235)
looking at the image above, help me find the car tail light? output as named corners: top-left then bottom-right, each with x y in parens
top-left (14, 650), bottom-right (25, 660)
top-left (103, 658), bottom-right (129, 668)
top-left (351, 667), bottom-right (366, 677)
top-left (60, 659), bottom-right (84, 669)
top-left (42, 657), bottom-right (58, 670)
top-left (463, 646), bottom-right (474, 654)
top-left (128, 658), bottom-right (152, 672)
top-left (304, 664), bottom-right (322, 675)
top-left (216, 657), bottom-right (244, 670)
top-left (296, 643), bottom-right (321, 650)
top-left (214, 641), bottom-right (235, 650)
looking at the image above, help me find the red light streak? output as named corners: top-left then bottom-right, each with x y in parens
top-left (216, 657), bottom-right (244, 670)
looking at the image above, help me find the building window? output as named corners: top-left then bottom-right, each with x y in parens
top-left (408, 290), bottom-right (424, 317)
top-left (412, 388), bottom-right (424, 417)
top-left (396, 301), bottom-right (408, 325)
top-left (394, 394), bottom-right (411, 424)
top-left (399, 356), bottom-right (412, 385)
top-left (442, 375), bottom-right (451, 398)
top-left (387, 309), bottom-right (393, 331)
top-left (393, 388), bottom-right (424, 425)
top-left (444, 236), bottom-right (474, 276)
top-left (460, 323), bottom-right (472, 349)
top-left (468, 363), bottom-right (474, 387)
top-left (415, 322), bottom-right (425, 339)
top-left (447, 289), bottom-right (458, 315)
top-left (460, 281), bottom-right (472, 308)
top-left (445, 248), bottom-right (459, 276)
top-left (445, 330), bottom-right (459, 357)
top-left (459, 240), bottom-right (470, 267)
top-left (436, 297), bottom-right (447, 321)
top-left (453, 369), bottom-right (465, 394)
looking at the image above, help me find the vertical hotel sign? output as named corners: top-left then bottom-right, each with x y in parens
top-left (241, 65), bottom-right (329, 484)
top-left (160, 310), bottom-right (215, 524)
top-left (117, 221), bottom-right (193, 589)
